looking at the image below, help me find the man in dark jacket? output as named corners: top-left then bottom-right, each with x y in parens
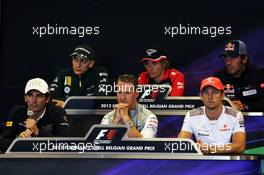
top-left (49, 45), bottom-right (109, 107)
top-left (214, 40), bottom-right (264, 112)
top-left (0, 78), bottom-right (70, 153)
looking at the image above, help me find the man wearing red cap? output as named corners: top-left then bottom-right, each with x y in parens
top-left (178, 77), bottom-right (246, 154)
top-left (138, 48), bottom-right (185, 96)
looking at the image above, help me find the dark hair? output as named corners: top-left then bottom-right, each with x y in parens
top-left (161, 59), bottom-right (170, 69)
top-left (240, 54), bottom-right (250, 68)
top-left (25, 92), bottom-right (52, 105)
top-left (117, 74), bottom-right (138, 88)
top-left (25, 91), bottom-right (50, 97)
top-left (45, 93), bottom-right (53, 105)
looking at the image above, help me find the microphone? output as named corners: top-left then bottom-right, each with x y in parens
top-left (27, 110), bottom-right (34, 119)
top-left (26, 110), bottom-right (37, 135)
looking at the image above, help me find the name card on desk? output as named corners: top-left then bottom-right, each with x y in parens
top-left (64, 96), bottom-right (233, 116)
top-left (63, 85), bottom-right (233, 115)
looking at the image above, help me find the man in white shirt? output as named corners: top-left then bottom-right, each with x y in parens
top-left (101, 74), bottom-right (158, 138)
top-left (178, 77), bottom-right (246, 154)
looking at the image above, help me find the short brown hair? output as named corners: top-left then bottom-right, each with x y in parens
top-left (117, 74), bottom-right (138, 88)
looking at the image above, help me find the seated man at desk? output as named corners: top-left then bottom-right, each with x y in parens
top-left (138, 48), bottom-right (185, 96)
top-left (101, 74), bottom-right (158, 138)
top-left (49, 45), bottom-right (109, 107)
top-left (214, 40), bottom-right (264, 112)
top-left (0, 78), bottom-right (70, 152)
top-left (178, 77), bottom-right (246, 154)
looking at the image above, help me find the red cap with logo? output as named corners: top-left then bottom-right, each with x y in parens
top-left (200, 77), bottom-right (224, 92)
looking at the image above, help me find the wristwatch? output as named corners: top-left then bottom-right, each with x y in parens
top-left (126, 120), bottom-right (134, 128)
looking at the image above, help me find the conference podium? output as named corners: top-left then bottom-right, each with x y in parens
top-left (64, 96), bottom-right (264, 150)
top-left (0, 96), bottom-right (263, 175)
top-left (1, 125), bottom-right (262, 175)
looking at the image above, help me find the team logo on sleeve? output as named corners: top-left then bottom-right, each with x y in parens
top-left (53, 77), bottom-right (58, 83)
top-left (146, 117), bottom-right (158, 128)
top-left (239, 120), bottom-right (245, 128)
top-left (64, 86), bottom-right (71, 94)
top-left (238, 113), bottom-right (245, 128)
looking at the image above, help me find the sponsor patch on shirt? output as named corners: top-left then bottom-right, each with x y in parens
top-left (147, 117), bottom-right (158, 128)
top-left (177, 82), bottom-right (184, 89)
top-left (197, 131), bottom-right (209, 137)
top-left (219, 124), bottom-right (230, 131)
top-left (224, 84), bottom-right (235, 93)
top-left (242, 89), bottom-right (257, 96)
top-left (99, 72), bottom-right (108, 77)
top-left (64, 86), bottom-right (71, 94)
top-left (49, 87), bottom-right (55, 91)
top-left (53, 77), bottom-right (58, 83)
top-left (170, 72), bottom-right (176, 76)
top-left (60, 122), bottom-right (69, 126)
top-left (100, 78), bottom-right (107, 83)
top-left (239, 120), bottom-right (245, 128)
top-left (5, 121), bottom-right (13, 127)
top-left (64, 76), bottom-right (72, 86)
top-left (50, 83), bottom-right (58, 88)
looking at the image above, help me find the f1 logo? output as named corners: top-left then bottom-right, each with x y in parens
top-left (95, 129), bottom-right (117, 140)
top-left (96, 129), bottom-right (108, 140)
top-left (140, 89), bottom-right (152, 99)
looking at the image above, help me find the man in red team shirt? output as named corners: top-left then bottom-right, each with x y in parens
top-left (138, 48), bottom-right (185, 96)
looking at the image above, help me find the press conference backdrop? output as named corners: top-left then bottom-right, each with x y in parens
top-left (1, 1), bottom-right (264, 174)
top-left (0, 0), bottom-right (264, 118)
